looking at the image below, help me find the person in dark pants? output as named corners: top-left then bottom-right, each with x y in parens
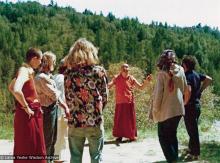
top-left (181, 55), bottom-right (212, 161)
top-left (158, 116), bottom-right (182, 163)
top-left (35, 52), bottom-right (70, 163)
top-left (152, 50), bottom-right (189, 163)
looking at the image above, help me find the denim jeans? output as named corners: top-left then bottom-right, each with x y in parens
top-left (68, 125), bottom-right (104, 163)
top-left (184, 103), bottom-right (201, 155)
top-left (158, 116), bottom-right (181, 163)
top-left (42, 103), bottom-right (58, 163)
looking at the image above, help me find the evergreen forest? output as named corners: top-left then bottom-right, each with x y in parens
top-left (0, 1), bottom-right (220, 112)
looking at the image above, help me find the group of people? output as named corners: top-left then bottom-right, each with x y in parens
top-left (8, 37), bottom-right (212, 163)
top-left (151, 50), bottom-right (212, 163)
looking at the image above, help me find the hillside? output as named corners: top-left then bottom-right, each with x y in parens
top-left (0, 1), bottom-right (220, 112)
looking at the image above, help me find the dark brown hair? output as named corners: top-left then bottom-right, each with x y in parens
top-left (182, 55), bottom-right (197, 71)
top-left (157, 49), bottom-right (176, 71)
top-left (26, 47), bottom-right (42, 63)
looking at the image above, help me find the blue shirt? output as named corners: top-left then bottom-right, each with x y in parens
top-left (185, 70), bottom-right (206, 105)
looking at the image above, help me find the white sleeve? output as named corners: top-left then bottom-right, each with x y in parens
top-left (13, 67), bottom-right (29, 93)
top-left (54, 74), bottom-right (65, 101)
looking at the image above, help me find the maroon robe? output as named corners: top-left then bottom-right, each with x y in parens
top-left (112, 74), bottom-right (137, 139)
top-left (14, 76), bottom-right (46, 163)
top-left (113, 103), bottom-right (137, 139)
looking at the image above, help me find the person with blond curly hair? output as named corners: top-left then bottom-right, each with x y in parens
top-left (64, 38), bottom-right (108, 163)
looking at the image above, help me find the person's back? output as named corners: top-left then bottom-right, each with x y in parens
top-left (153, 63), bottom-right (187, 122)
top-left (34, 51), bottom-right (65, 163)
top-left (64, 38), bottom-right (108, 163)
top-left (181, 55), bottom-right (212, 161)
top-left (65, 65), bottom-right (108, 127)
top-left (185, 70), bottom-right (205, 105)
top-left (152, 49), bottom-right (188, 163)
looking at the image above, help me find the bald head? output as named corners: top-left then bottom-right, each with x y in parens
top-left (120, 63), bottom-right (129, 77)
top-left (121, 63), bottom-right (129, 69)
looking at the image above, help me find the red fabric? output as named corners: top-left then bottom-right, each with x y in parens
top-left (114, 74), bottom-right (135, 104)
top-left (112, 103), bottom-right (137, 139)
top-left (14, 78), bottom-right (46, 163)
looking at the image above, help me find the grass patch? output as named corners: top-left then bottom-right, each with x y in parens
top-left (0, 112), bottom-right (14, 140)
top-left (200, 142), bottom-right (220, 162)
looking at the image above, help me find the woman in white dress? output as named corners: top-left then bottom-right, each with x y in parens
top-left (54, 60), bottom-right (69, 162)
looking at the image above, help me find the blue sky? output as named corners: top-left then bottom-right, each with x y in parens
top-left (2, 0), bottom-right (220, 29)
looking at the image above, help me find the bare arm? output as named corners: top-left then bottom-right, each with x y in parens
top-left (184, 85), bottom-right (191, 105)
top-left (8, 78), bottom-right (16, 95)
top-left (107, 77), bottom-right (116, 89)
top-left (200, 75), bottom-right (212, 92)
top-left (134, 74), bottom-right (152, 90)
top-left (58, 98), bottom-right (70, 119)
top-left (9, 67), bottom-right (34, 117)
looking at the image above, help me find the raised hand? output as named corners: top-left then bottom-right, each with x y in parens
top-left (145, 74), bottom-right (153, 81)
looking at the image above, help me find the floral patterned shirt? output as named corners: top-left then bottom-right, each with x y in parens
top-left (64, 65), bottom-right (108, 128)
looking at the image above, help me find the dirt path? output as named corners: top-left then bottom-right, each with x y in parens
top-left (0, 137), bottom-right (167, 163)
top-left (3, 120), bottom-right (220, 163)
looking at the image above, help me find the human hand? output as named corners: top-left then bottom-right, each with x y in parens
top-left (64, 108), bottom-right (71, 120)
top-left (40, 108), bottom-right (44, 114)
top-left (145, 74), bottom-right (153, 81)
top-left (24, 106), bottom-right (34, 118)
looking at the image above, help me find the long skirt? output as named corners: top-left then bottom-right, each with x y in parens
top-left (54, 111), bottom-right (69, 161)
top-left (112, 103), bottom-right (137, 139)
top-left (14, 103), bottom-right (46, 163)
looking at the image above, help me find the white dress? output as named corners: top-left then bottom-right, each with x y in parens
top-left (53, 74), bottom-right (69, 161)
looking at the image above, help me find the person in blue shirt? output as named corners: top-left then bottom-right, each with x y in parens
top-left (181, 55), bottom-right (212, 161)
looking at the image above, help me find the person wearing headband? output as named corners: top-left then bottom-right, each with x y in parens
top-left (152, 49), bottom-right (189, 163)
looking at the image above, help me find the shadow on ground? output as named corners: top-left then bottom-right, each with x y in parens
top-left (85, 139), bottom-right (136, 147)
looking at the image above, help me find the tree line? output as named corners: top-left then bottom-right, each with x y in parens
top-left (0, 1), bottom-right (220, 112)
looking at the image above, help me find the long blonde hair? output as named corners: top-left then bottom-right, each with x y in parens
top-left (66, 38), bottom-right (99, 68)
